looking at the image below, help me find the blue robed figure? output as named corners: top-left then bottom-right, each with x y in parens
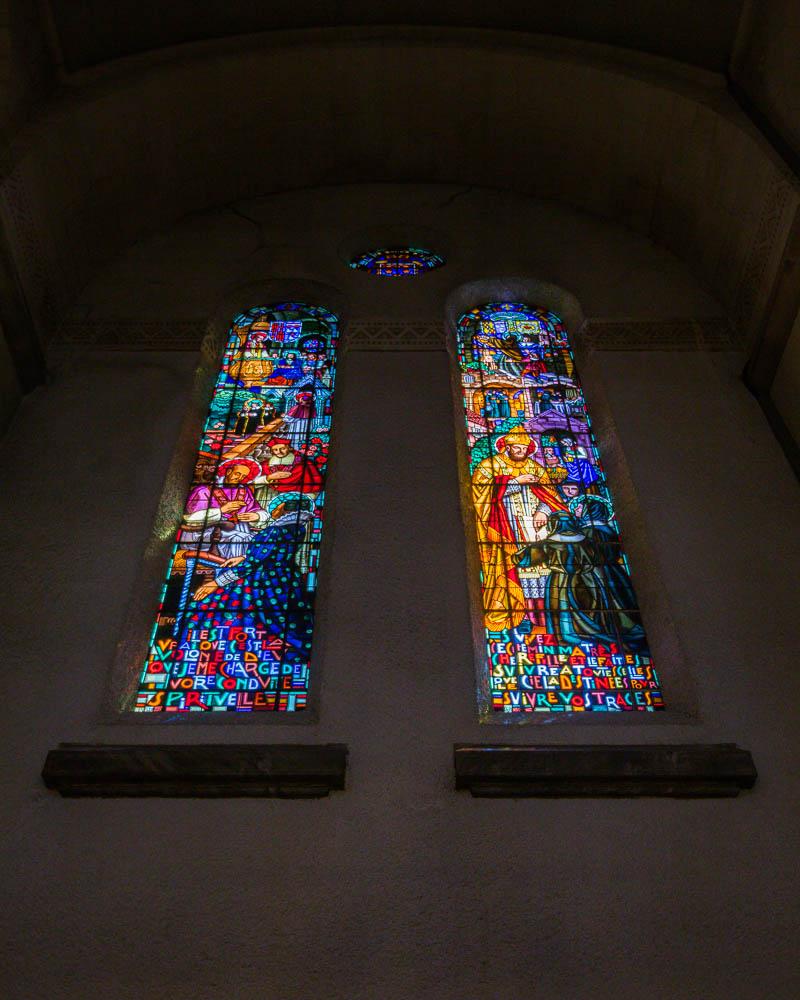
top-left (185, 494), bottom-right (315, 664)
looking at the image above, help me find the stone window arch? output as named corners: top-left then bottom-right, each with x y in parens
top-left (446, 281), bottom-right (690, 721)
top-left (120, 299), bottom-right (343, 716)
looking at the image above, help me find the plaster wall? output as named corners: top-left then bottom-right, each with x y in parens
top-left (1, 28), bottom-right (797, 350)
top-left (45, 0), bottom-right (744, 73)
top-left (732, 0), bottom-right (800, 159)
top-left (1, 185), bottom-right (799, 1000)
top-left (0, 319), bottom-right (20, 430)
top-left (770, 305), bottom-right (800, 445)
top-left (63, 184), bottom-right (724, 331)
top-left (0, 1), bottom-right (53, 130)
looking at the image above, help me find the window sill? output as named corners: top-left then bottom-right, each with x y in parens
top-left (42, 743), bottom-right (347, 798)
top-left (454, 743), bottom-right (756, 797)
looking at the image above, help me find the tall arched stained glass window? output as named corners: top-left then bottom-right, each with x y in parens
top-left (135, 303), bottom-right (339, 712)
top-left (454, 303), bottom-right (664, 715)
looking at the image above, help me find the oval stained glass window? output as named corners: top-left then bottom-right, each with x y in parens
top-left (350, 247), bottom-right (444, 276)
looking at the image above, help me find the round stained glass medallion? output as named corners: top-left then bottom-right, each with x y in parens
top-left (350, 247), bottom-right (445, 277)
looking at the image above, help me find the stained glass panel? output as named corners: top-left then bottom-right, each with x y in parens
top-left (455, 303), bottom-right (664, 714)
top-left (135, 303), bottom-right (339, 712)
top-left (350, 247), bottom-right (444, 276)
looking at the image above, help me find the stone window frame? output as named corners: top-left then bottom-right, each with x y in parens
top-left (445, 278), bottom-right (699, 727)
top-left (103, 279), bottom-right (349, 727)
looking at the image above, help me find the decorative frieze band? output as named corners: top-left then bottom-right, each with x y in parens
top-left (581, 317), bottom-right (736, 351)
top-left (345, 320), bottom-right (445, 351)
top-left (57, 318), bottom-right (208, 351)
top-left (53, 316), bottom-right (737, 352)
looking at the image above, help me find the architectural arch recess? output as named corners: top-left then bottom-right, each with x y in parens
top-left (445, 278), bottom-right (697, 721)
top-left (0, 27), bottom-right (797, 349)
top-left (107, 279), bottom-right (348, 720)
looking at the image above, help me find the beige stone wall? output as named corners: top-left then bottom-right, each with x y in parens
top-left (1, 29), bottom-right (796, 353)
top-left (0, 319), bottom-right (20, 429)
top-left (0, 2), bottom-right (9, 126)
top-left (57, 184), bottom-right (725, 339)
top-left (770, 305), bottom-right (800, 444)
top-left (732, 0), bottom-right (800, 158)
top-left (44, 0), bottom-right (745, 73)
top-left (2, 180), bottom-right (800, 1000)
top-left (0, 1), bottom-right (53, 130)
top-left (729, 2), bottom-right (800, 460)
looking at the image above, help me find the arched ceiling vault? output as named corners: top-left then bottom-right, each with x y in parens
top-left (45, 1), bottom-right (745, 74)
top-left (0, 27), bottom-right (797, 351)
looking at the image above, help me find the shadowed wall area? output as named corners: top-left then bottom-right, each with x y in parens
top-left (1, 27), bottom-right (796, 351)
top-left (1, 11), bottom-right (800, 1000)
top-left (2, 177), bottom-right (800, 999)
top-left (46, 1), bottom-right (745, 72)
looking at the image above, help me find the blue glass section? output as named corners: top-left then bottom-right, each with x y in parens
top-left (135, 303), bottom-right (338, 712)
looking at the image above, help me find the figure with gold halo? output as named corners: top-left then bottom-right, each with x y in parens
top-left (471, 427), bottom-right (568, 631)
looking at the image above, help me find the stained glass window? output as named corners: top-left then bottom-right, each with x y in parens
top-left (454, 302), bottom-right (664, 714)
top-left (350, 247), bottom-right (444, 276)
top-left (135, 303), bottom-right (339, 712)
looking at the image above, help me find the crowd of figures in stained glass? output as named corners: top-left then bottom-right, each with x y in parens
top-left (455, 303), bottom-right (663, 713)
top-left (350, 247), bottom-right (444, 276)
top-left (136, 304), bottom-right (338, 711)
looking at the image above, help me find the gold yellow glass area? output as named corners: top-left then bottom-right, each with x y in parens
top-left (455, 303), bottom-right (663, 714)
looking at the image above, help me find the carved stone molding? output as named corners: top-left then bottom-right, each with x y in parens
top-left (57, 318), bottom-right (208, 351)
top-left (346, 320), bottom-right (445, 350)
top-left (731, 174), bottom-right (796, 340)
top-left (54, 318), bottom-right (449, 351)
top-left (581, 317), bottom-right (737, 351)
top-left (51, 316), bottom-right (739, 352)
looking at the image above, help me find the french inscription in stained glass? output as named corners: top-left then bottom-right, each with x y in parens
top-left (135, 303), bottom-right (338, 712)
top-left (350, 247), bottom-right (444, 276)
top-left (455, 303), bottom-right (664, 714)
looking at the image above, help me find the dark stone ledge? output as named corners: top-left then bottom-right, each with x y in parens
top-left (454, 744), bottom-right (757, 798)
top-left (42, 743), bottom-right (347, 798)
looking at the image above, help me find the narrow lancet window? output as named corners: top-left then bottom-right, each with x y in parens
top-left (454, 302), bottom-right (663, 714)
top-left (135, 303), bottom-right (339, 712)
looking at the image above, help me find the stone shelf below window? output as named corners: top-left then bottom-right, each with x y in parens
top-left (42, 743), bottom-right (347, 798)
top-left (454, 744), bottom-right (756, 797)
